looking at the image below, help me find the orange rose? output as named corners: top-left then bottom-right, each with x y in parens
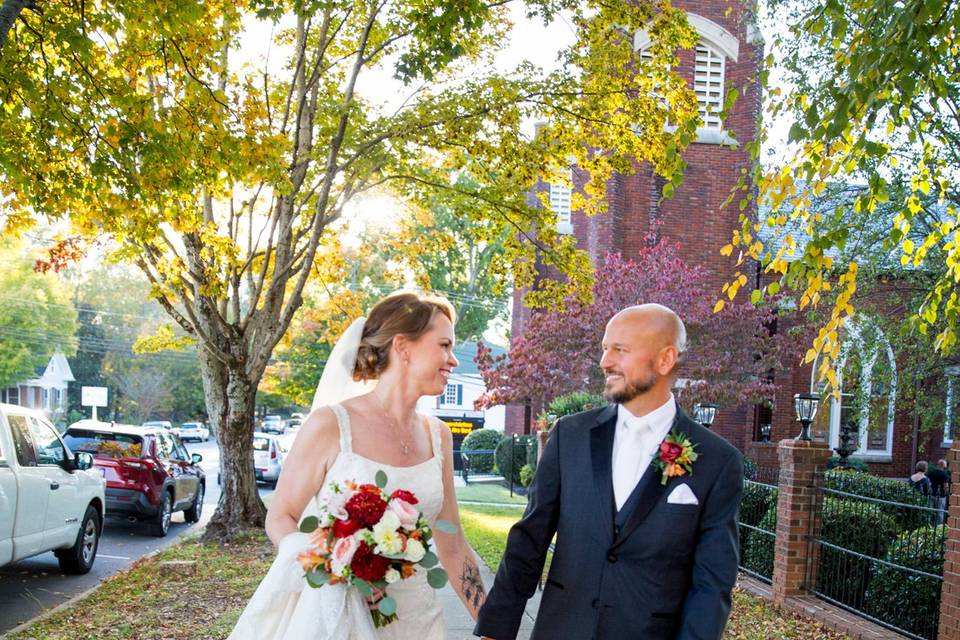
top-left (667, 463), bottom-right (687, 478)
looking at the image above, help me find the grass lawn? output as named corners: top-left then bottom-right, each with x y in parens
top-left (6, 533), bottom-right (273, 640)
top-left (455, 483), bottom-right (529, 505)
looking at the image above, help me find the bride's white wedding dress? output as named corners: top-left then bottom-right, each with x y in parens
top-left (228, 403), bottom-right (447, 640)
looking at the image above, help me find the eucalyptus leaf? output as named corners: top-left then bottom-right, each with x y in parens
top-left (375, 470), bottom-right (388, 489)
top-left (419, 551), bottom-right (439, 568)
top-left (299, 516), bottom-right (319, 533)
top-left (378, 596), bottom-right (397, 616)
top-left (306, 569), bottom-right (329, 588)
top-left (354, 579), bottom-right (373, 598)
top-left (427, 567), bottom-right (449, 589)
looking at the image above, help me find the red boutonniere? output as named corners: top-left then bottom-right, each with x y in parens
top-left (651, 429), bottom-right (699, 485)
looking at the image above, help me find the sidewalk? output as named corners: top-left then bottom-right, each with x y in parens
top-left (440, 559), bottom-right (540, 639)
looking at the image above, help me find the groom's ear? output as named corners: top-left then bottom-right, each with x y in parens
top-left (656, 344), bottom-right (680, 376)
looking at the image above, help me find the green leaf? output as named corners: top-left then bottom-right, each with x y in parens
top-left (750, 289), bottom-right (762, 305)
top-left (419, 551), bottom-right (439, 568)
top-left (299, 516), bottom-right (319, 533)
top-left (768, 281), bottom-right (781, 296)
top-left (427, 568), bottom-right (448, 589)
top-left (375, 470), bottom-right (388, 489)
top-left (354, 579), bottom-right (373, 598)
top-left (434, 519), bottom-right (457, 534)
top-left (306, 569), bottom-right (329, 588)
top-left (378, 596), bottom-right (397, 616)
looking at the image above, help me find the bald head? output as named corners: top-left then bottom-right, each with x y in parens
top-left (608, 304), bottom-right (687, 354)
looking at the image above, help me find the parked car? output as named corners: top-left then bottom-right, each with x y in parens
top-left (63, 423), bottom-right (205, 537)
top-left (255, 432), bottom-right (288, 488)
top-left (142, 420), bottom-right (173, 431)
top-left (261, 415), bottom-right (286, 434)
top-left (0, 403), bottom-right (106, 574)
top-left (174, 421), bottom-right (209, 442)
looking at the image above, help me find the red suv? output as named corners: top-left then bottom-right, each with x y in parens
top-left (63, 422), bottom-right (205, 537)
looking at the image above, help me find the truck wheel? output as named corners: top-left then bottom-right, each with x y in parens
top-left (57, 505), bottom-right (100, 574)
top-left (150, 491), bottom-right (173, 537)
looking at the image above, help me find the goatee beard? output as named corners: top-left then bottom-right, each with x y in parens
top-left (603, 373), bottom-right (657, 404)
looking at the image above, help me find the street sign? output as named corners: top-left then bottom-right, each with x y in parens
top-left (81, 386), bottom-right (108, 421)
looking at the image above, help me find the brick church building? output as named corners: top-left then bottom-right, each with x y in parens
top-left (504, 0), bottom-right (952, 477)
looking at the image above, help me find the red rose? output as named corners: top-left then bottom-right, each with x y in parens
top-left (345, 491), bottom-right (388, 527)
top-left (390, 489), bottom-right (419, 505)
top-left (333, 518), bottom-right (362, 538)
top-left (350, 541), bottom-right (390, 582)
top-left (660, 441), bottom-right (684, 464)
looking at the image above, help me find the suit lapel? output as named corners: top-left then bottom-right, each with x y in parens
top-left (590, 404), bottom-right (618, 541)
top-left (611, 406), bottom-right (696, 551)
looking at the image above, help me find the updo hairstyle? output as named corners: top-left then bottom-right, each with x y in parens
top-left (352, 292), bottom-right (455, 382)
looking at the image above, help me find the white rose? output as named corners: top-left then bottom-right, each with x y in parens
top-left (376, 510), bottom-right (401, 532)
top-left (384, 568), bottom-right (401, 584)
top-left (404, 538), bottom-right (426, 563)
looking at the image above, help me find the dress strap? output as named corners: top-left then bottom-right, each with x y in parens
top-left (330, 404), bottom-right (353, 454)
top-left (428, 416), bottom-right (443, 464)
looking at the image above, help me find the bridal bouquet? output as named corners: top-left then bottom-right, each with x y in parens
top-left (296, 470), bottom-right (450, 627)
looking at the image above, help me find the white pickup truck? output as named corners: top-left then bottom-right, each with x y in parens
top-left (0, 403), bottom-right (106, 573)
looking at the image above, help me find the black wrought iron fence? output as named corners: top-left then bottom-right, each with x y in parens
top-left (810, 471), bottom-right (948, 640)
top-left (459, 449), bottom-right (499, 484)
top-left (738, 467), bottom-right (779, 583)
top-left (459, 434), bottom-right (539, 496)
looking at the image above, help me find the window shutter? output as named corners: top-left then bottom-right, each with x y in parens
top-left (457, 385), bottom-right (463, 405)
top-left (549, 181), bottom-right (572, 228)
top-left (694, 44), bottom-right (724, 131)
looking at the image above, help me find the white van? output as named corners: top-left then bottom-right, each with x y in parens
top-left (0, 404), bottom-right (106, 573)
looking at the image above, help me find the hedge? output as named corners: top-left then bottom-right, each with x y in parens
top-left (547, 392), bottom-right (607, 418)
top-left (824, 469), bottom-right (932, 529)
top-left (495, 434), bottom-right (537, 484)
top-left (815, 496), bottom-right (898, 610)
top-left (864, 525), bottom-right (946, 638)
top-left (742, 502), bottom-right (777, 580)
top-left (461, 428), bottom-right (502, 474)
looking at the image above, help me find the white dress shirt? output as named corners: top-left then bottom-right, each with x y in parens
top-left (612, 394), bottom-right (677, 511)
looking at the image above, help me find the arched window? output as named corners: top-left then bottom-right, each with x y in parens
top-left (826, 319), bottom-right (898, 459)
top-left (634, 13), bottom-right (739, 144)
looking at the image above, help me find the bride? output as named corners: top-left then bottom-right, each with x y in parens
top-left (229, 292), bottom-right (487, 639)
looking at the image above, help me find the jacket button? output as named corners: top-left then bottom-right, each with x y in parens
top-left (607, 552), bottom-right (617, 563)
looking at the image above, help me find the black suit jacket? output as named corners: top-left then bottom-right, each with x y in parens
top-left (475, 403), bottom-right (743, 640)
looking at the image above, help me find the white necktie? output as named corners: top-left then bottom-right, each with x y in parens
top-left (613, 419), bottom-right (649, 511)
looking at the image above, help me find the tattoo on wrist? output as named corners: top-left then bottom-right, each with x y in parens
top-left (461, 560), bottom-right (486, 608)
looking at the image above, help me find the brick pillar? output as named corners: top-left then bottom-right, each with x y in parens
top-left (939, 441), bottom-right (960, 640)
top-left (772, 438), bottom-right (832, 604)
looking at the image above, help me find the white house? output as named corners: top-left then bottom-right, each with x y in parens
top-left (416, 340), bottom-right (507, 450)
top-left (1, 352), bottom-right (74, 422)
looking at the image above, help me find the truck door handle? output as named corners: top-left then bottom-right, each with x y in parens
top-left (50, 481), bottom-right (60, 490)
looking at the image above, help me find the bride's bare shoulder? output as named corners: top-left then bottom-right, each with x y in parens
top-left (293, 406), bottom-right (340, 450)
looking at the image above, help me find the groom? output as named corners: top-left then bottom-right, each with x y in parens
top-left (475, 304), bottom-right (743, 640)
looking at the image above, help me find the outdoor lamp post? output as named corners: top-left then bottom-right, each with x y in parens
top-left (759, 422), bottom-right (772, 442)
top-left (693, 403), bottom-right (719, 429)
top-left (793, 393), bottom-right (820, 441)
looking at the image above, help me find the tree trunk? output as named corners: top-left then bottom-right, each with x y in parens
top-left (0, 0), bottom-right (33, 51)
top-left (198, 347), bottom-right (266, 542)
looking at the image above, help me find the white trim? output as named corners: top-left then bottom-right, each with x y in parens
top-left (825, 320), bottom-right (897, 458)
top-left (944, 366), bottom-right (959, 447)
top-left (634, 13), bottom-right (740, 62)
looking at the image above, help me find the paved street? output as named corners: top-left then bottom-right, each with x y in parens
top-left (0, 439), bottom-right (275, 635)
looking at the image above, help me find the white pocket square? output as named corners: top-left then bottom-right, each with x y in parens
top-left (666, 483), bottom-right (699, 505)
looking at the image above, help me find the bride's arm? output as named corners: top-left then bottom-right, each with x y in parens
top-left (432, 420), bottom-right (487, 621)
top-left (264, 407), bottom-right (340, 546)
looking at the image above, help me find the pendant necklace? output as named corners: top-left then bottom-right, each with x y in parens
top-left (372, 392), bottom-right (416, 455)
